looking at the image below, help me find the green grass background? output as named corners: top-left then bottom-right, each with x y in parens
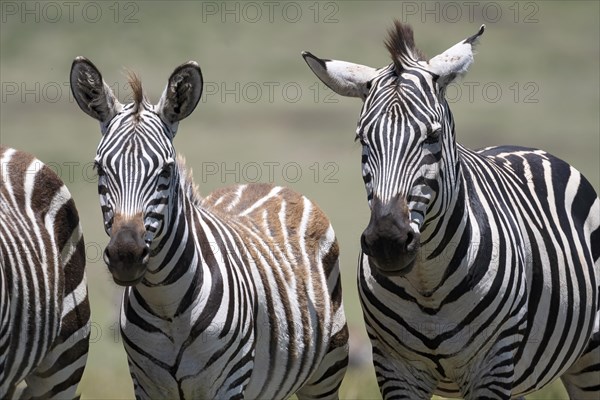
top-left (1, 1), bottom-right (598, 399)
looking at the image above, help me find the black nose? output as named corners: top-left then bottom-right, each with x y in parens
top-left (361, 195), bottom-right (420, 274)
top-left (361, 224), bottom-right (418, 256)
top-left (104, 242), bottom-right (149, 266)
top-left (105, 225), bottom-right (149, 286)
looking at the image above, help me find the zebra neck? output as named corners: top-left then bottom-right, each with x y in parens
top-left (134, 189), bottom-right (202, 318)
top-left (405, 159), bottom-right (471, 296)
top-left (420, 140), bottom-right (465, 242)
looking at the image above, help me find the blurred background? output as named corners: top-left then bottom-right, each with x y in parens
top-left (1, 1), bottom-right (598, 399)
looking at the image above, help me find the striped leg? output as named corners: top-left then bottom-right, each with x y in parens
top-left (127, 358), bottom-right (147, 400)
top-left (297, 249), bottom-right (349, 400)
top-left (22, 317), bottom-right (90, 400)
top-left (461, 362), bottom-right (515, 400)
top-left (22, 235), bottom-right (90, 400)
top-left (561, 330), bottom-right (600, 400)
top-left (296, 324), bottom-right (349, 400)
top-left (372, 349), bottom-right (437, 400)
top-left (459, 336), bottom-right (518, 400)
top-left (0, 266), bottom-right (10, 397)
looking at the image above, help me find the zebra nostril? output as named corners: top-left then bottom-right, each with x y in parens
top-left (405, 232), bottom-right (414, 250)
top-left (405, 231), bottom-right (419, 252)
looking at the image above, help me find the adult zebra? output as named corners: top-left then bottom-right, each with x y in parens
top-left (303, 22), bottom-right (599, 399)
top-left (70, 57), bottom-right (348, 399)
top-left (0, 146), bottom-right (90, 399)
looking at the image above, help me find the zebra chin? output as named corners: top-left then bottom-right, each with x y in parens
top-left (367, 253), bottom-right (417, 276)
top-left (104, 249), bottom-right (149, 286)
top-left (361, 231), bottom-right (420, 275)
top-left (108, 266), bottom-right (147, 286)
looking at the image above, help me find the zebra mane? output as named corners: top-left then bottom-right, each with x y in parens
top-left (384, 20), bottom-right (426, 71)
top-left (126, 70), bottom-right (145, 118)
top-left (176, 154), bottom-right (203, 205)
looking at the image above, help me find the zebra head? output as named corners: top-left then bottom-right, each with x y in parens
top-left (70, 57), bottom-right (203, 286)
top-left (303, 22), bottom-right (484, 275)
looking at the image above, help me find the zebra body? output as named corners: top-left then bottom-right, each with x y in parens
top-left (359, 144), bottom-right (599, 397)
top-left (124, 183), bottom-right (344, 399)
top-left (70, 58), bottom-right (348, 399)
top-left (0, 146), bottom-right (90, 399)
top-left (304, 22), bottom-right (599, 399)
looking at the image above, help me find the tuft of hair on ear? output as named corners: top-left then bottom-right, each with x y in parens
top-left (125, 69), bottom-right (144, 117)
top-left (384, 20), bottom-right (427, 72)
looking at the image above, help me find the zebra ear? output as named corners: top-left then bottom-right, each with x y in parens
top-left (70, 56), bottom-right (122, 128)
top-left (428, 25), bottom-right (485, 88)
top-left (302, 51), bottom-right (377, 100)
top-left (156, 61), bottom-right (203, 134)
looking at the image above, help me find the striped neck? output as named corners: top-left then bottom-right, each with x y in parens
top-left (420, 101), bottom-right (464, 240)
top-left (132, 171), bottom-right (202, 317)
top-left (403, 132), bottom-right (472, 296)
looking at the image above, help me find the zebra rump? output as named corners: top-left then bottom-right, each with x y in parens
top-left (0, 146), bottom-right (90, 399)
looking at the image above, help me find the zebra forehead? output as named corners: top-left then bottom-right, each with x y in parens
top-left (96, 134), bottom-right (174, 172)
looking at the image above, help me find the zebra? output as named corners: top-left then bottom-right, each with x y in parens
top-left (69, 57), bottom-right (349, 399)
top-left (303, 22), bottom-right (600, 399)
top-left (0, 146), bottom-right (90, 399)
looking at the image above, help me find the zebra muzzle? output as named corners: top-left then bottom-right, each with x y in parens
top-left (104, 215), bottom-right (150, 286)
top-left (361, 195), bottom-right (421, 275)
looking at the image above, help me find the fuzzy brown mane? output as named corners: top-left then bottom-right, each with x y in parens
top-left (176, 154), bottom-right (203, 205)
top-left (384, 20), bottom-right (426, 71)
top-left (126, 70), bottom-right (144, 116)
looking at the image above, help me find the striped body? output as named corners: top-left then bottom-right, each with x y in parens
top-left (359, 145), bottom-right (599, 397)
top-left (0, 146), bottom-right (90, 399)
top-left (304, 22), bottom-right (599, 399)
top-left (70, 57), bottom-right (348, 399)
top-left (123, 182), bottom-right (346, 399)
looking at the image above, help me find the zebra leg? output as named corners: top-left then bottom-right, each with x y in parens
top-left (460, 365), bottom-right (515, 399)
top-left (127, 359), bottom-right (144, 400)
top-left (22, 237), bottom-right (90, 400)
top-left (561, 329), bottom-right (600, 400)
top-left (296, 323), bottom-right (349, 400)
top-left (297, 236), bottom-right (348, 400)
top-left (21, 303), bottom-right (90, 399)
top-left (370, 346), bottom-right (437, 400)
top-left (0, 265), bottom-right (13, 398)
top-left (459, 351), bottom-right (516, 399)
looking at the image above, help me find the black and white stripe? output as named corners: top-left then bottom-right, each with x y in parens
top-left (0, 146), bottom-right (90, 399)
top-left (304, 22), bottom-right (599, 399)
top-left (70, 57), bottom-right (348, 399)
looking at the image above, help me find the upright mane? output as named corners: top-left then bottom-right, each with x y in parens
top-left (126, 70), bottom-right (145, 118)
top-left (384, 20), bottom-right (426, 71)
top-left (176, 154), bottom-right (203, 205)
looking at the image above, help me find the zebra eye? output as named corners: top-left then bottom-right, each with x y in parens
top-left (355, 133), bottom-right (367, 146)
top-left (159, 163), bottom-right (173, 179)
top-left (94, 161), bottom-right (105, 176)
top-left (424, 129), bottom-right (441, 144)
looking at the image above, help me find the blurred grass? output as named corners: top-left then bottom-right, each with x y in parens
top-left (1, 1), bottom-right (597, 399)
